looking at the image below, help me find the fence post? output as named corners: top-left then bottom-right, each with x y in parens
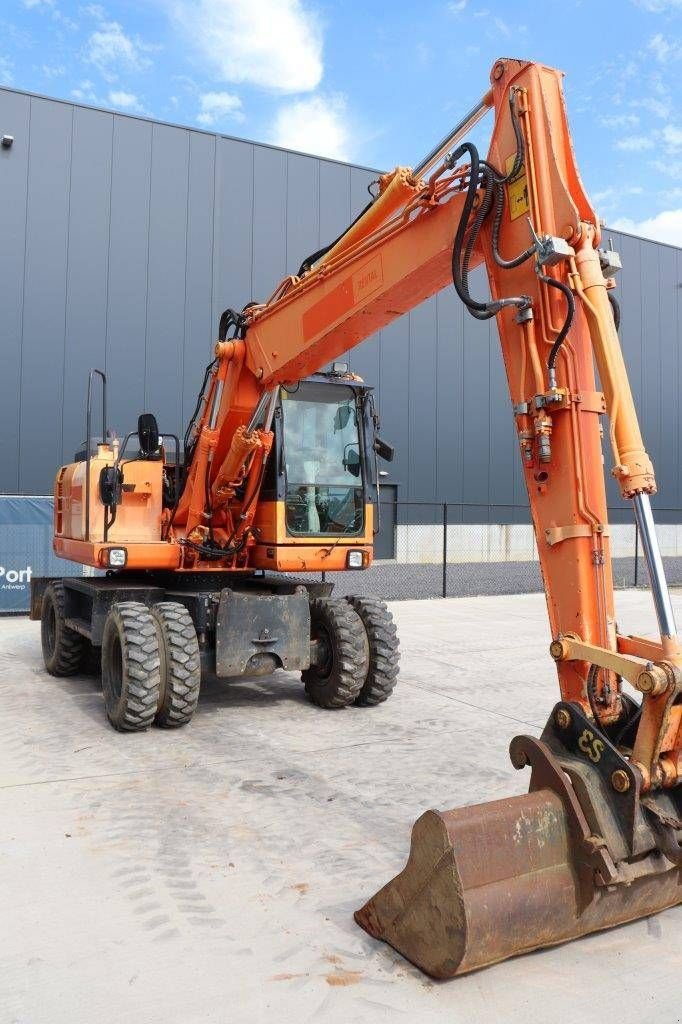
top-left (634, 525), bottom-right (639, 588)
top-left (442, 502), bottom-right (448, 598)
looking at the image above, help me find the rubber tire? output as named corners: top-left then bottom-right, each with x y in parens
top-left (151, 602), bottom-right (201, 728)
top-left (346, 596), bottom-right (400, 706)
top-left (302, 598), bottom-right (369, 709)
top-left (41, 581), bottom-right (87, 676)
top-left (101, 602), bottom-right (161, 732)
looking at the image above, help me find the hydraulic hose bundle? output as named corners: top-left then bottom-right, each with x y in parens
top-left (449, 89), bottom-right (574, 385)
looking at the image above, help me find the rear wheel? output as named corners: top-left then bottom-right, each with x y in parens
top-left (41, 581), bottom-right (86, 676)
top-left (151, 602), bottom-right (201, 728)
top-left (101, 602), bottom-right (160, 732)
top-left (346, 596), bottom-right (400, 706)
top-left (302, 598), bottom-right (369, 709)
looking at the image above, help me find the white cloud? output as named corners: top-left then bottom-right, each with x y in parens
top-left (85, 19), bottom-right (154, 79)
top-left (41, 63), bottom-right (66, 78)
top-left (108, 89), bottom-right (142, 111)
top-left (616, 135), bottom-right (654, 150)
top-left (663, 124), bottom-right (682, 148)
top-left (592, 185), bottom-right (644, 208)
top-left (648, 32), bottom-right (682, 61)
top-left (652, 156), bottom-right (682, 178)
top-left (71, 79), bottom-right (97, 103)
top-left (635, 93), bottom-right (671, 118)
top-left (633, 0), bottom-right (682, 9)
top-left (20, 0), bottom-right (78, 29)
top-left (494, 16), bottom-right (511, 35)
top-left (52, 9), bottom-right (79, 30)
top-left (269, 94), bottom-right (349, 160)
top-left (611, 208), bottom-right (682, 247)
top-left (172, 0), bottom-right (322, 93)
top-left (0, 57), bottom-right (13, 84)
top-left (600, 113), bottom-right (641, 128)
top-left (448, 0), bottom-right (468, 11)
top-left (196, 91), bottom-right (244, 126)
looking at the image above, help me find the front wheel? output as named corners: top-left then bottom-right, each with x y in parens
top-left (41, 581), bottom-right (86, 676)
top-left (101, 602), bottom-right (160, 732)
top-left (302, 598), bottom-right (369, 709)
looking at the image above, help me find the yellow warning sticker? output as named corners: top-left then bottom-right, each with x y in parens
top-left (505, 154), bottom-right (529, 221)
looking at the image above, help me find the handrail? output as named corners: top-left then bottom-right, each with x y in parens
top-left (84, 369), bottom-right (107, 542)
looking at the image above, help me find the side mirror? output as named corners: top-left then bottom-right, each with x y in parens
top-left (373, 437), bottom-right (395, 462)
top-left (99, 465), bottom-right (122, 507)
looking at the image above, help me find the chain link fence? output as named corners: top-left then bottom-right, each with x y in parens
top-left (325, 501), bottom-right (682, 602)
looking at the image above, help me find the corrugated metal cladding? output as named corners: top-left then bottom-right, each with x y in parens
top-left (1, 87), bottom-right (681, 523)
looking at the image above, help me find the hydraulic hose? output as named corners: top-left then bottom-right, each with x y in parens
top-left (485, 91), bottom-right (535, 270)
top-left (450, 89), bottom-right (534, 321)
top-left (540, 273), bottom-right (575, 383)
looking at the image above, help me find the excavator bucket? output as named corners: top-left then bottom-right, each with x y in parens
top-left (356, 702), bottom-right (682, 978)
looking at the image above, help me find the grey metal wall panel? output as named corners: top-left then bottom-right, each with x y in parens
top-left (285, 153), bottom-right (319, 276)
top-left (105, 115), bottom-right (152, 439)
top-left (213, 137), bottom-right (253, 318)
top-left (346, 167), bottom-right (381, 385)
top-left (0, 89), bottom-right (30, 493)
top-left (489, 316), bottom-right (518, 516)
top-left (641, 238), bottom-right (662, 497)
top-left (145, 123), bottom-right (189, 436)
top-left (435, 288), bottom-right (464, 508)
top-left (62, 106), bottom-right (113, 462)
top-left (1, 85), bottom-right (681, 527)
top-left (377, 317), bottom-right (410, 492)
top-left (407, 300), bottom-right (438, 500)
top-left (182, 132), bottom-right (216, 426)
top-left (318, 161), bottom-right (349, 245)
top-left (658, 244), bottom-right (678, 507)
top-left (461, 266), bottom-right (491, 516)
top-left (19, 97), bottom-right (72, 494)
top-left (604, 229), bottom-right (641, 516)
top-left (252, 145), bottom-right (287, 300)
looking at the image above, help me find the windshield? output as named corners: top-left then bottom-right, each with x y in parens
top-left (281, 383), bottom-right (364, 537)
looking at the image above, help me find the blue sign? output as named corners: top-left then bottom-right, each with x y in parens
top-left (0, 496), bottom-right (83, 613)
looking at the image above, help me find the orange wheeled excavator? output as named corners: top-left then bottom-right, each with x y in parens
top-left (33, 56), bottom-right (682, 974)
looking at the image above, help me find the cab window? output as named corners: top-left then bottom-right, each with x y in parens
top-left (281, 383), bottom-right (364, 536)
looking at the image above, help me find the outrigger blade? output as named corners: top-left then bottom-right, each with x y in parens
top-left (355, 702), bottom-right (682, 978)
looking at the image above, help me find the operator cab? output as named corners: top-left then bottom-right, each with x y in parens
top-left (252, 363), bottom-right (393, 572)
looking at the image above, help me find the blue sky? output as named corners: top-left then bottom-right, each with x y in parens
top-left (1, 0), bottom-right (681, 245)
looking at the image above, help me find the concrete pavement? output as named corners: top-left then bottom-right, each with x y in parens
top-left (2, 591), bottom-right (681, 1023)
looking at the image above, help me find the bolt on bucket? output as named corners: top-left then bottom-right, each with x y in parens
top-left (356, 722), bottom-right (682, 978)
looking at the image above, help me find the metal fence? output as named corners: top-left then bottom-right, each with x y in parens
top-left (323, 501), bottom-right (682, 602)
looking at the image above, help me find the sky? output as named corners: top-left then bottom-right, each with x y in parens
top-left (1, 0), bottom-right (681, 246)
